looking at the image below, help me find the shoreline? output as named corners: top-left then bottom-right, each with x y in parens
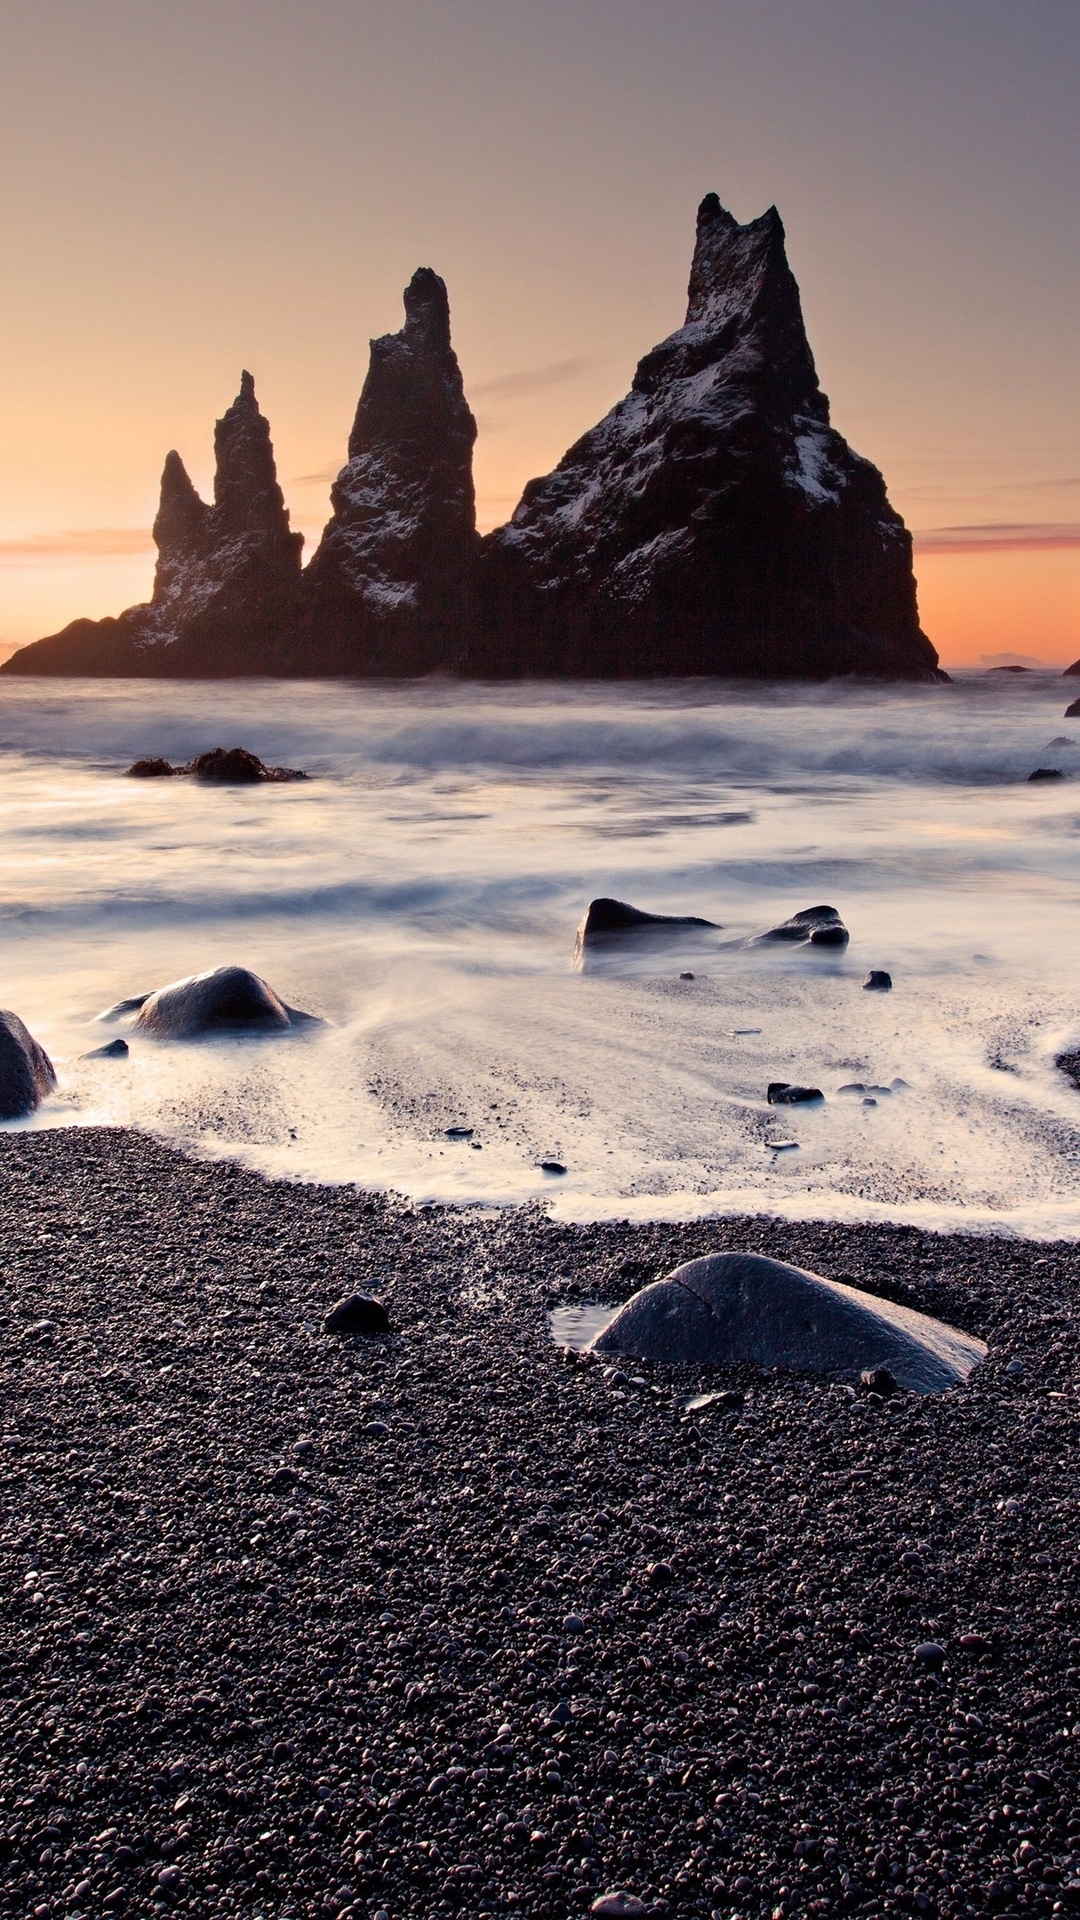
top-left (2, 1124), bottom-right (1078, 1919)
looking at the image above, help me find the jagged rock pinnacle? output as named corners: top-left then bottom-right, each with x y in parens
top-left (301, 269), bottom-right (478, 674)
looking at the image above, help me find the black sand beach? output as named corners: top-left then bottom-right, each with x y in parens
top-left (1, 1127), bottom-right (1079, 1920)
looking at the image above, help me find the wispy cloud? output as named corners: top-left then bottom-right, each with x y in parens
top-left (292, 463), bottom-right (341, 486)
top-left (471, 357), bottom-right (592, 403)
top-left (0, 528), bottom-right (153, 564)
top-left (914, 521), bottom-right (1080, 555)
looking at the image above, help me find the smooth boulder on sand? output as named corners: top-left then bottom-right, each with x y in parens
top-left (99, 965), bottom-right (321, 1040)
top-left (0, 1010), bottom-right (57, 1120)
top-left (573, 897), bottom-right (717, 965)
top-left (591, 1250), bottom-right (986, 1392)
top-left (753, 904), bottom-right (849, 948)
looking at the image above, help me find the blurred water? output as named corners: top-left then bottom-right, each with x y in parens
top-left (2, 671), bottom-right (1080, 1236)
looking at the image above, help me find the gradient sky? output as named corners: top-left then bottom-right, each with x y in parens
top-left (1, 0), bottom-right (1077, 666)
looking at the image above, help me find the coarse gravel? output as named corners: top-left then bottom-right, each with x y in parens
top-left (2, 1125), bottom-right (1080, 1920)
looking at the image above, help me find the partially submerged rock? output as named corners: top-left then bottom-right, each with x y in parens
top-left (125, 747), bottom-right (306, 782)
top-left (574, 896), bottom-right (717, 965)
top-left (81, 1038), bottom-right (129, 1060)
top-left (863, 969), bottom-right (892, 991)
top-left (1028, 767), bottom-right (1064, 783)
top-left (767, 1082), bottom-right (824, 1105)
top-left (1056, 1050), bottom-right (1080, 1092)
top-left (0, 1011), bottom-right (57, 1120)
top-left (1066, 698), bottom-right (1080, 718)
top-left (591, 1250), bottom-right (986, 1392)
top-left (753, 904), bottom-right (849, 948)
top-left (99, 965), bottom-right (321, 1040)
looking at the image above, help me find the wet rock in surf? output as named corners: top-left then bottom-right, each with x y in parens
top-left (574, 896), bottom-right (717, 965)
top-left (82, 1038), bottom-right (129, 1060)
top-left (590, 1250), bottom-right (987, 1392)
top-left (753, 903), bottom-right (848, 948)
top-left (127, 757), bottom-right (178, 778)
top-left (1066, 698), bottom-right (1080, 718)
top-left (125, 747), bottom-right (306, 782)
top-left (1056, 1050), bottom-right (1080, 1092)
top-left (1028, 767), bottom-right (1064, 783)
top-left (767, 1082), bottom-right (824, 1105)
top-left (99, 965), bottom-right (321, 1040)
top-left (0, 1010), bottom-right (57, 1120)
top-left (863, 969), bottom-right (892, 991)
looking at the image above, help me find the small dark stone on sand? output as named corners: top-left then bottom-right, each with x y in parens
top-left (539, 1160), bottom-right (567, 1174)
top-left (81, 1037), bottom-right (129, 1060)
top-left (914, 1641), bottom-right (947, 1668)
top-left (860, 1366), bottom-right (900, 1396)
top-left (679, 970), bottom-right (695, 979)
top-left (445, 1126), bottom-right (474, 1138)
top-left (768, 1082), bottom-right (824, 1105)
top-left (325, 1294), bottom-right (390, 1335)
top-left (863, 969), bottom-right (892, 991)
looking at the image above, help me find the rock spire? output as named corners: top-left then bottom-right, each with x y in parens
top-left (299, 268), bottom-right (479, 673)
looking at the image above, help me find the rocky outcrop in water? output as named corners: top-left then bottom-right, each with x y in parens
top-left (3, 199), bottom-right (940, 682)
top-left (299, 268), bottom-right (479, 674)
top-left (476, 195), bottom-right (940, 680)
top-left (125, 748), bottom-right (307, 782)
top-left (6, 375), bottom-right (303, 676)
top-left (99, 966), bottom-right (321, 1040)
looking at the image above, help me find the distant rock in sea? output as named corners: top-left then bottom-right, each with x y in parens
top-left (2, 198), bottom-right (941, 683)
top-left (6, 374), bottom-right (303, 676)
top-left (476, 194), bottom-right (942, 681)
top-left (300, 268), bottom-right (479, 674)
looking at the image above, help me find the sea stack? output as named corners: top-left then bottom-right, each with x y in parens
top-left (477, 194), bottom-right (940, 680)
top-left (6, 374), bottom-right (303, 676)
top-left (299, 268), bottom-right (479, 674)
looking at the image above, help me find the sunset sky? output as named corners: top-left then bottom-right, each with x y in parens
top-left (1, 0), bottom-right (1077, 667)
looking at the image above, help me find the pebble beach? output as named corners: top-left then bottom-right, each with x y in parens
top-left (2, 1125), bottom-right (1079, 1920)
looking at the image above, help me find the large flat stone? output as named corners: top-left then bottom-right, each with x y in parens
top-left (591, 1251), bottom-right (986, 1393)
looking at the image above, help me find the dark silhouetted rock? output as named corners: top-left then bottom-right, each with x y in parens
top-left (324, 1294), bottom-right (390, 1336)
top-left (767, 1082), bottom-right (824, 1105)
top-left (1028, 767), bottom-right (1064, 782)
top-left (591, 1250), bottom-right (987, 1391)
top-left (754, 904), bottom-right (849, 948)
top-left (188, 747), bottom-right (306, 783)
top-left (573, 896), bottom-right (717, 964)
top-left (5, 375), bottom-right (303, 676)
top-left (125, 747), bottom-right (306, 782)
top-left (127, 757), bottom-right (178, 778)
top-left (98, 965), bottom-right (321, 1040)
top-left (301, 268), bottom-right (479, 674)
top-left (477, 194), bottom-right (942, 681)
top-left (863, 969), bottom-right (892, 991)
top-left (1066, 699), bottom-right (1080, 717)
top-left (81, 1038), bottom-right (129, 1060)
top-left (988, 663), bottom-right (1031, 673)
top-left (860, 1365), bottom-right (900, 1396)
top-left (1064, 659), bottom-right (1080, 677)
top-left (0, 1011), bottom-right (57, 1119)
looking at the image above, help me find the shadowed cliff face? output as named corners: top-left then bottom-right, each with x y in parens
top-left (6, 374), bottom-right (304, 677)
top-left (299, 268), bottom-right (479, 674)
top-left (476, 194), bottom-right (940, 680)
